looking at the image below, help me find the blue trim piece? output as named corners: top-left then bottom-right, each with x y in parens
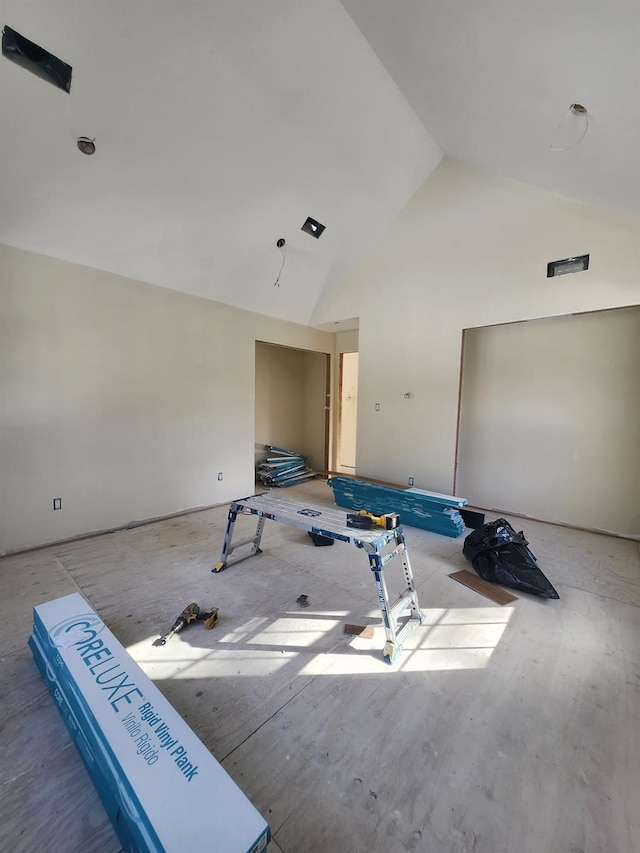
top-left (259, 460), bottom-right (306, 474)
top-left (328, 477), bottom-right (466, 538)
top-left (266, 445), bottom-right (308, 458)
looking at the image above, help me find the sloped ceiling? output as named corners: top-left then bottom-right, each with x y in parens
top-left (344, 0), bottom-right (640, 223)
top-left (2, 2), bottom-right (639, 327)
top-left (0, 1), bottom-right (441, 325)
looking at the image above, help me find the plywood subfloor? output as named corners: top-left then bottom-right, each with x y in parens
top-left (1, 479), bottom-right (639, 853)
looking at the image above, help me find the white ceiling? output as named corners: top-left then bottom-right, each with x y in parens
top-left (1, 2), bottom-right (639, 327)
top-left (0, 1), bottom-right (440, 325)
top-left (344, 1), bottom-right (640, 221)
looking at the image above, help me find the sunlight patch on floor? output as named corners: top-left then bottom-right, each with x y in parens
top-left (237, 615), bottom-right (342, 648)
top-left (126, 607), bottom-right (514, 681)
top-left (158, 650), bottom-right (297, 678)
top-left (302, 606), bottom-right (515, 675)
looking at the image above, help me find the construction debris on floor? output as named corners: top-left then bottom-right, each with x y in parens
top-left (463, 518), bottom-right (559, 598)
top-left (256, 444), bottom-right (316, 486)
top-left (448, 568), bottom-right (518, 605)
top-left (29, 593), bottom-right (270, 853)
top-left (328, 476), bottom-right (467, 537)
top-left (344, 623), bottom-right (375, 639)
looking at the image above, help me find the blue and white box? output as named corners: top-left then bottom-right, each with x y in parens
top-left (29, 593), bottom-right (270, 853)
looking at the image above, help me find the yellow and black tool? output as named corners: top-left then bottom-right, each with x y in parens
top-left (153, 603), bottom-right (219, 646)
top-left (346, 510), bottom-right (400, 531)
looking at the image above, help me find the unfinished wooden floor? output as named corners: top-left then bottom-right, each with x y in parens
top-left (1, 480), bottom-right (639, 853)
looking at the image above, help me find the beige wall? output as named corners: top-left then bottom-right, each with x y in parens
top-left (335, 330), bottom-right (359, 354)
top-left (255, 343), bottom-right (306, 464)
top-left (313, 158), bottom-right (640, 507)
top-left (457, 308), bottom-right (640, 536)
top-left (5, 155), bottom-right (640, 550)
top-left (0, 243), bottom-right (332, 554)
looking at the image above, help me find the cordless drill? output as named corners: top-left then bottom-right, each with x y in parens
top-left (154, 603), bottom-right (219, 646)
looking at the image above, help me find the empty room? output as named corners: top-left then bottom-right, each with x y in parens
top-left (1, 3), bottom-right (639, 853)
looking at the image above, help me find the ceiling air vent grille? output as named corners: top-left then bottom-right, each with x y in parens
top-left (2, 25), bottom-right (72, 92)
top-left (547, 254), bottom-right (589, 278)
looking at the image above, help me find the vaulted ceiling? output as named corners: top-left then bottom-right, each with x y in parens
top-left (1, 2), bottom-right (637, 326)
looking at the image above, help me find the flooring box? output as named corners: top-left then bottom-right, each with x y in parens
top-left (29, 593), bottom-right (270, 853)
top-left (29, 630), bottom-right (148, 852)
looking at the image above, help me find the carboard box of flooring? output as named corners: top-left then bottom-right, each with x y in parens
top-left (29, 629), bottom-right (144, 850)
top-left (29, 593), bottom-right (270, 853)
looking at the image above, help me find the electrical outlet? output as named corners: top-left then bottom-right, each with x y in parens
top-left (408, 478), bottom-right (414, 487)
top-left (217, 472), bottom-right (223, 481)
top-left (375, 402), bottom-right (380, 411)
top-left (53, 498), bottom-right (62, 510)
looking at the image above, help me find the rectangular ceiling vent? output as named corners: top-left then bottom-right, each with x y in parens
top-left (2, 25), bottom-right (72, 92)
top-left (547, 254), bottom-right (590, 278)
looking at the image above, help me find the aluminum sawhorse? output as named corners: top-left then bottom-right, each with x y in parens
top-left (213, 492), bottom-right (426, 664)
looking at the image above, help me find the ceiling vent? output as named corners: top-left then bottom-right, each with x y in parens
top-left (547, 254), bottom-right (590, 278)
top-left (301, 217), bottom-right (325, 239)
top-left (2, 25), bottom-right (72, 92)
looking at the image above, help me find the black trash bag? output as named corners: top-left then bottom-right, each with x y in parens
top-left (463, 518), bottom-right (559, 599)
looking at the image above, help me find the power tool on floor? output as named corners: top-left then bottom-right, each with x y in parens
top-left (153, 603), bottom-right (219, 646)
top-left (346, 509), bottom-right (401, 531)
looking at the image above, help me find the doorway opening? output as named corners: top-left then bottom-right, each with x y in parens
top-left (255, 342), bottom-right (330, 474)
top-left (337, 351), bottom-right (358, 474)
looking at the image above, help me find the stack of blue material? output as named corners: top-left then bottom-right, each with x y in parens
top-left (256, 445), bottom-right (316, 487)
top-left (328, 477), bottom-right (467, 538)
top-left (28, 593), bottom-right (270, 853)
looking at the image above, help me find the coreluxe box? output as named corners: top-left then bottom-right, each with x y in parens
top-left (29, 593), bottom-right (270, 853)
